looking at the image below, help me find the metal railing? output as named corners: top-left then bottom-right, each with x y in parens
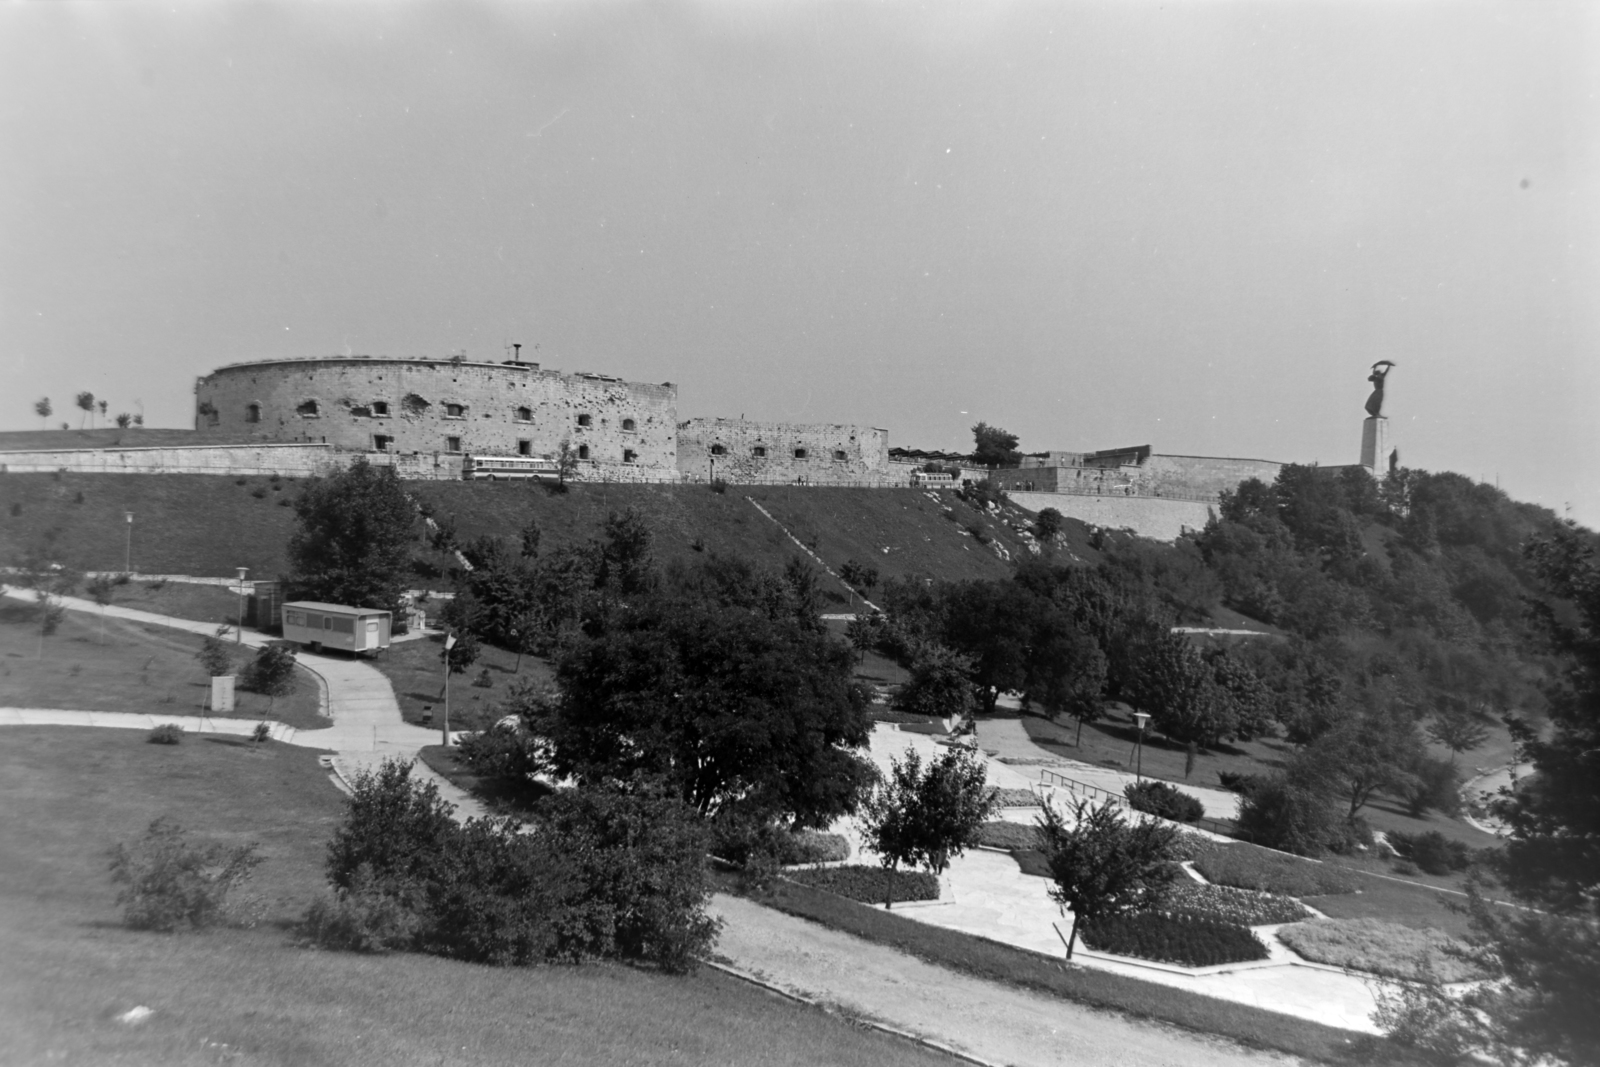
top-left (1035, 768), bottom-right (1236, 838)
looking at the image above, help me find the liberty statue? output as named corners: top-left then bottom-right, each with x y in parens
top-left (1365, 361), bottom-right (1396, 418)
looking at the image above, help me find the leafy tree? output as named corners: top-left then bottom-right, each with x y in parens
top-left (940, 580), bottom-right (1034, 713)
top-left (325, 759), bottom-right (458, 893)
top-left (893, 644), bottom-right (977, 723)
top-left (197, 634), bottom-right (233, 678)
top-left (549, 566), bottom-right (874, 829)
top-left (115, 412), bottom-right (132, 428)
top-left (1427, 698), bottom-right (1491, 763)
top-left (1035, 798), bottom-right (1179, 958)
top-left (33, 397), bottom-right (50, 427)
top-left (242, 644), bottom-right (298, 716)
top-left (32, 592), bottom-right (65, 661)
top-left (838, 558), bottom-right (880, 605)
top-left (860, 745), bottom-right (999, 906)
top-left (970, 422), bottom-right (1021, 468)
top-left (1304, 710), bottom-right (1423, 822)
top-left (75, 391), bottom-right (94, 428)
top-left (1034, 507), bottom-right (1064, 541)
top-left (519, 517), bottom-right (542, 559)
top-left (1123, 632), bottom-right (1237, 763)
top-left (286, 458), bottom-right (416, 626)
top-left (595, 507), bottom-right (655, 599)
top-left (1235, 773), bottom-right (1343, 856)
top-left (86, 573), bottom-right (115, 644)
top-left (555, 437), bottom-right (580, 489)
top-left (441, 629), bottom-right (480, 678)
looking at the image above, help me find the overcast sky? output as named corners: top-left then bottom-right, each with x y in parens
top-left (3, 2), bottom-right (1596, 524)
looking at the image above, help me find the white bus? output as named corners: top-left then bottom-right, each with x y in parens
top-left (462, 455), bottom-right (560, 481)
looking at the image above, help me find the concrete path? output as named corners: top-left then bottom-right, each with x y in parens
top-left (854, 725), bottom-right (1391, 1034)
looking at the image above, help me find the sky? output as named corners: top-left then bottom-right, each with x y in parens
top-left (3, 2), bottom-right (1597, 525)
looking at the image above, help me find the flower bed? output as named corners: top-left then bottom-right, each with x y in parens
top-left (1193, 843), bottom-right (1357, 897)
top-left (1163, 883), bottom-right (1311, 926)
top-left (1081, 912), bottom-right (1269, 967)
top-left (978, 820), bottom-right (1041, 851)
top-left (1277, 918), bottom-right (1487, 983)
top-left (785, 864), bottom-right (940, 905)
top-left (992, 788), bottom-right (1042, 808)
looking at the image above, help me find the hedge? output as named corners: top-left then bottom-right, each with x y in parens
top-left (978, 820), bottom-right (1040, 851)
top-left (785, 864), bottom-right (940, 905)
top-left (1081, 912), bottom-right (1269, 968)
top-left (709, 825), bottom-right (850, 866)
top-left (1193, 842), bottom-right (1357, 897)
top-left (1386, 830), bottom-right (1479, 876)
top-left (1124, 780), bottom-right (1205, 824)
top-left (1163, 883), bottom-right (1311, 927)
top-left (992, 788), bottom-right (1042, 808)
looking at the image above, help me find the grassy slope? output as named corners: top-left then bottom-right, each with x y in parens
top-left (373, 632), bottom-right (554, 729)
top-left (0, 602), bottom-right (325, 730)
top-left (0, 473), bottom-right (1091, 592)
top-left (0, 727), bottom-right (957, 1067)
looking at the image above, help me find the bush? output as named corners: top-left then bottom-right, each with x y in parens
top-left (1081, 911), bottom-right (1268, 967)
top-left (708, 821), bottom-right (851, 866)
top-left (196, 635), bottom-right (232, 679)
top-left (240, 644), bottom-right (297, 698)
top-left (251, 721), bottom-right (272, 744)
top-left (472, 668), bottom-right (494, 689)
top-left (978, 820), bottom-right (1040, 851)
top-left (302, 864), bottom-right (424, 953)
top-left (1278, 918), bottom-right (1487, 983)
top-left (109, 818), bottom-right (261, 931)
top-left (1387, 830), bottom-right (1479, 876)
top-left (785, 864), bottom-right (940, 905)
top-left (454, 723), bottom-right (550, 806)
top-left (1124, 781), bottom-right (1206, 824)
top-left (1402, 757), bottom-right (1463, 818)
top-left (1192, 843), bottom-right (1358, 897)
top-left (148, 723), bottom-right (183, 745)
top-left (1162, 882), bottom-right (1311, 926)
top-left (1235, 775), bottom-right (1343, 856)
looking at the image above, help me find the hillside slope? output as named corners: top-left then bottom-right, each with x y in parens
top-left (0, 473), bottom-right (1096, 591)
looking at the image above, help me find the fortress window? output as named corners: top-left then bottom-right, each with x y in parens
top-left (577, 444), bottom-right (590, 460)
top-left (577, 414), bottom-right (592, 427)
top-left (515, 406), bottom-right (532, 421)
top-left (296, 400), bottom-right (319, 417)
top-left (793, 448), bottom-right (808, 459)
top-left (445, 436), bottom-right (462, 453)
top-left (371, 401), bottom-right (389, 416)
top-left (752, 446), bottom-right (767, 458)
top-left (710, 444), bottom-right (727, 456)
top-left (833, 450), bottom-right (848, 461)
top-left (373, 435), bottom-right (392, 452)
top-left (621, 418), bottom-right (636, 431)
top-left (245, 403), bottom-right (261, 423)
top-left (623, 449), bottom-right (638, 464)
top-left (517, 440), bottom-right (532, 456)
top-left (444, 403), bottom-right (465, 418)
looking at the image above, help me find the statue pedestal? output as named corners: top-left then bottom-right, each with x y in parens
top-left (1361, 416), bottom-right (1388, 473)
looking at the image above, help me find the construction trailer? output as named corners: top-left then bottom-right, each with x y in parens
top-left (281, 601), bottom-right (392, 654)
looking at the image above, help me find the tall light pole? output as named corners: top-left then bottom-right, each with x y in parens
top-left (1133, 711), bottom-right (1151, 783)
top-left (123, 512), bottom-right (133, 574)
top-left (235, 567), bottom-right (249, 645)
top-left (442, 631), bottom-right (457, 747)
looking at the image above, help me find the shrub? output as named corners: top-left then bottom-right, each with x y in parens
top-left (1403, 757), bottom-right (1463, 818)
top-left (1124, 780), bottom-right (1206, 824)
top-left (785, 864), bottom-right (940, 905)
top-left (454, 722), bottom-right (551, 807)
top-left (148, 723), bottom-right (183, 745)
top-left (471, 668), bottom-right (494, 689)
top-left (251, 721), bottom-right (272, 744)
top-left (1235, 775), bottom-right (1343, 856)
top-left (109, 818), bottom-right (261, 931)
top-left (240, 644), bottom-right (297, 699)
top-left (709, 477), bottom-right (728, 494)
top-left (196, 635), bottom-right (233, 679)
top-left (708, 821), bottom-right (851, 866)
top-left (1192, 843), bottom-right (1358, 897)
top-left (325, 760), bottom-right (459, 892)
top-left (302, 864), bottom-right (424, 953)
top-left (250, 487), bottom-right (268, 499)
top-left (1387, 830), bottom-right (1479, 876)
top-left (1277, 918), bottom-right (1487, 983)
top-left (1163, 882), bottom-right (1311, 926)
top-left (978, 820), bottom-right (1040, 851)
top-left (1081, 912), bottom-right (1269, 967)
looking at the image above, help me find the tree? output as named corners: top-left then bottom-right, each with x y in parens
top-left (893, 644), bottom-right (977, 724)
top-left (286, 458), bottom-right (416, 626)
top-left (98, 399), bottom-right (108, 421)
top-left (519, 518), bottom-right (542, 559)
top-left (115, 412), bottom-right (133, 428)
top-left (75, 391), bottom-right (94, 429)
top-left (940, 580), bottom-right (1034, 713)
top-left (1305, 710), bottom-right (1422, 822)
top-left (197, 634), bottom-right (233, 678)
top-left (860, 745), bottom-right (999, 906)
top-left (33, 397), bottom-right (50, 428)
top-left (1427, 698), bottom-right (1491, 763)
top-left (242, 644), bottom-right (298, 718)
top-left (1035, 798), bottom-right (1179, 958)
top-left (970, 422), bottom-right (1020, 468)
top-left (839, 559), bottom-right (879, 605)
top-left (550, 576), bottom-right (874, 830)
top-left (1022, 604), bottom-right (1108, 743)
top-left (86, 573), bottom-right (115, 645)
top-left (1123, 632), bottom-right (1237, 767)
top-left (1035, 507), bottom-right (1064, 541)
top-left (33, 592), bottom-right (65, 661)
top-left (555, 437), bottom-right (581, 489)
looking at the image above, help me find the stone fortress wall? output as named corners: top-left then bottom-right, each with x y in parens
top-left (990, 446), bottom-right (1282, 503)
top-left (677, 417), bottom-right (892, 484)
top-left (194, 357), bottom-right (680, 479)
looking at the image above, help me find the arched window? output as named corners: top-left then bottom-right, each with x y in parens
top-left (245, 403), bottom-right (261, 423)
top-left (621, 418), bottom-right (636, 431)
top-left (515, 406), bottom-right (532, 421)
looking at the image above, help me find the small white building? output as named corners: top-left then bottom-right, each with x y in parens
top-left (281, 601), bottom-right (392, 655)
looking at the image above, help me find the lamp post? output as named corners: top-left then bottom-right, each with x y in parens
top-left (123, 512), bottom-right (133, 574)
top-left (1133, 710), bottom-right (1151, 783)
top-left (442, 631), bottom-right (456, 747)
top-left (235, 567), bottom-right (249, 645)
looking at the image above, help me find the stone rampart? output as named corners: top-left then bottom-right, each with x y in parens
top-left (677, 417), bottom-right (891, 484)
top-left (194, 357), bottom-right (678, 472)
top-left (1008, 491), bottom-right (1216, 542)
top-left (0, 444), bottom-right (467, 480)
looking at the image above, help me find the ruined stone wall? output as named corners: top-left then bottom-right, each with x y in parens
top-left (194, 358), bottom-right (678, 472)
top-left (1140, 455), bottom-right (1283, 498)
top-left (1008, 491), bottom-right (1216, 543)
top-left (992, 453), bottom-right (1283, 501)
top-left (0, 443), bottom-right (468, 480)
top-left (677, 418), bottom-right (891, 484)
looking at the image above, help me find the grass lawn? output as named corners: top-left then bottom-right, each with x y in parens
top-left (0, 601), bottom-right (326, 731)
top-left (0, 726), bottom-right (960, 1067)
top-left (103, 579), bottom-right (248, 628)
top-left (745, 876), bottom-right (1398, 1065)
top-left (372, 633), bottom-right (553, 729)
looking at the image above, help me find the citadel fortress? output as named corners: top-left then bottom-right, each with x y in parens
top-left (1, 354), bottom-right (1393, 540)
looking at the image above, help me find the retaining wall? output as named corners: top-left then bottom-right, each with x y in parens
top-left (677, 417), bottom-right (892, 484)
top-left (1007, 491), bottom-right (1215, 542)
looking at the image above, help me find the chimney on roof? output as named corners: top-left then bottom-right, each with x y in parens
top-left (513, 343), bottom-right (522, 364)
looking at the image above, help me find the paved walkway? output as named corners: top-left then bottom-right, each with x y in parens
top-left (859, 725), bottom-right (1390, 1034)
